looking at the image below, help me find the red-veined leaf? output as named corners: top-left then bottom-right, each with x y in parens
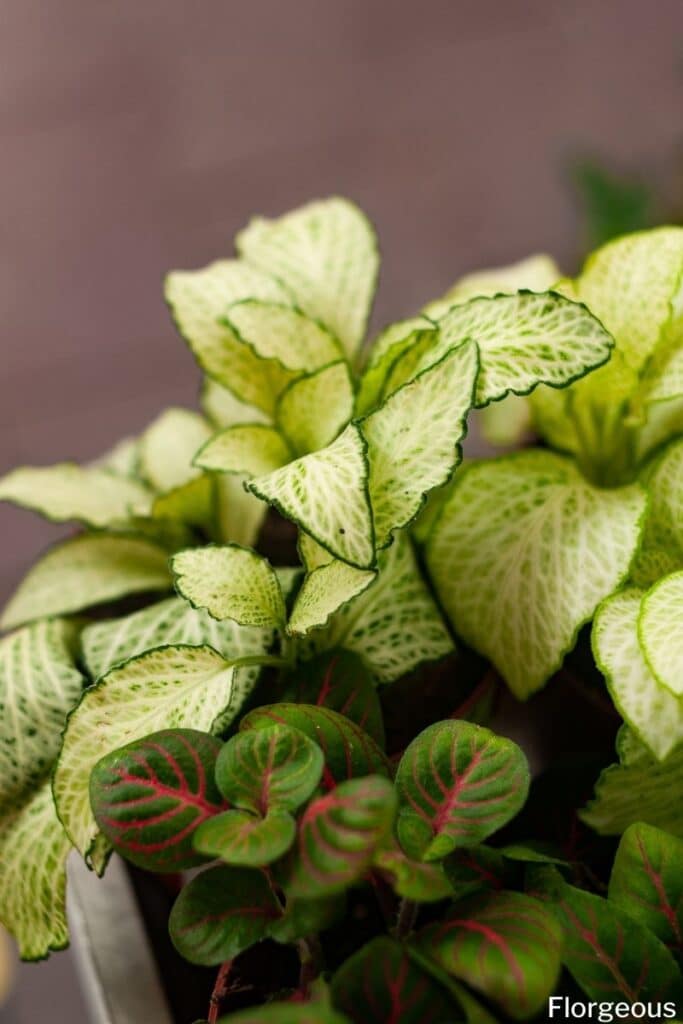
top-left (193, 808), bottom-right (296, 867)
top-left (394, 721), bottom-right (530, 861)
top-left (282, 775), bottom-right (397, 898)
top-left (608, 822), bottom-right (683, 960)
top-left (417, 890), bottom-right (562, 1019)
top-left (89, 729), bottom-right (225, 871)
top-left (443, 846), bottom-right (516, 899)
top-left (270, 892), bottom-right (346, 944)
top-left (240, 705), bottom-right (390, 788)
top-left (168, 865), bottom-right (282, 966)
top-left (281, 649), bottom-right (385, 747)
top-left (214, 724), bottom-right (323, 814)
top-left (373, 842), bottom-right (453, 902)
top-left (331, 936), bottom-right (462, 1024)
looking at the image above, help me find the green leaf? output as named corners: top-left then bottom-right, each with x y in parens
top-left (53, 644), bottom-right (239, 869)
top-left (168, 864), bottom-right (282, 966)
top-left (575, 226), bottom-right (683, 373)
top-left (277, 362), bottom-right (354, 455)
top-left (639, 437), bottom-right (683, 563)
top-left (82, 595), bottom-right (273, 680)
top-left (194, 424), bottom-right (292, 477)
top-left (269, 892), bottom-right (346, 944)
top-left (551, 880), bottom-right (683, 1005)
top-left (356, 317), bottom-right (437, 416)
top-left (89, 729), bottom-right (225, 871)
top-left (373, 842), bottom-right (454, 902)
top-left (236, 197), bottom-right (379, 359)
top-left (164, 259), bottom-right (295, 413)
top-left (282, 774), bottom-right (397, 897)
top-left (240, 704), bottom-right (390, 786)
top-left (582, 729), bottom-right (683, 838)
top-left (417, 890), bottom-right (562, 1019)
top-left (280, 650), bottom-right (385, 747)
top-left (331, 936), bottom-right (461, 1024)
top-left (0, 463), bottom-right (152, 527)
top-left (214, 725), bottom-right (324, 813)
top-left (218, 1000), bottom-right (350, 1024)
top-left (0, 619), bottom-right (84, 805)
top-left (478, 395), bottom-right (532, 448)
top-left (249, 424), bottom-right (375, 570)
top-left (215, 473), bottom-right (268, 549)
top-left (361, 339), bottom-right (478, 549)
top-left (639, 571), bottom-right (683, 697)
top-left (194, 808), bottom-right (296, 867)
top-left (140, 408), bottom-right (212, 494)
top-left (305, 536), bottom-right (453, 684)
top-left (201, 377), bottom-right (270, 429)
top-left (593, 588), bottom-right (683, 759)
top-left (0, 534), bottom-right (172, 631)
top-left (394, 720), bottom-right (530, 861)
top-left (423, 252), bottom-right (561, 320)
top-left (224, 300), bottom-right (343, 372)
top-left (287, 560), bottom-right (376, 637)
top-left (426, 451), bottom-right (646, 698)
top-left (0, 782), bottom-right (71, 960)
top-left (172, 545), bottom-right (286, 628)
top-left (151, 474), bottom-right (216, 532)
top-left (609, 821), bottom-right (683, 958)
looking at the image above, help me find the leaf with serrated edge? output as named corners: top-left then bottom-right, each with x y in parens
top-left (193, 809), bottom-right (296, 867)
top-left (53, 644), bottom-right (239, 869)
top-left (201, 378), bottom-right (270, 429)
top-left (361, 340), bottom-right (478, 549)
top-left (172, 545), bottom-right (286, 629)
top-left (236, 197), bottom-right (379, 359)
top-left (423, 252), bottom-right (561, 320)
top-left (417, 890), bottom-right (562, 1020)
top-left (307, 536), bottom-right (453, 684)
top-left (225, 300), bottom-right (343, 371)
top-left (287, 560), bottom-right (376, 637)
top-left (331, 936), bottom-right (460, 1024)
top-left (639, 571), bottom-right (683, 697)
top-left (280, 650), bottom-right (385, 747)
top-left (427, 451), bottom-right (646, 698)
top-left (283, 775), bottom-right (397, 897)
top-left (240, 704), bottom-right (390, 787)
top-left (165, 260), bottom-right (296, 414)
top-left (0, 620), bottom-right (84, 805)
top-left (395, 720), bottom-right (530, 862)
top-left (0, 534), bottom-right (172, 631)
top-left (373, 842), bottom-right (453, 902)
top-left (593, 589), bottom-right (683, 759)
top-left (169, 864), bottom-right (282, 966)
top-left (89, 729), bottom-right (225, 871)
top-left (277, 362), bottom-right (353, 456)
top-left (552, 881), bottom-right (683, 1005)
top-left (609, 822), bottom-right (683, 958)
top-left (140, 408), bottom-right (212, 493)
top-left (582, 730), bottom-right (683, 838)
top-left (355, 317), bottom-right (437, 416)
top-left (249, 423), bottom-right (374, 569)
top-left (215, 725), bottom-right (324, 813)
top-left (194, 425), bottom-right (292, 477)
top-left (0, 464), bottom-right (152, 527)
top-left (0, 782), bottom-right (72, 960)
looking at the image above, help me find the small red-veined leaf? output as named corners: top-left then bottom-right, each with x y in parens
top-left (270, 892), bottom-right (347, 944)
top-left (417, 890), bottom-right (562, 1020)
top-left (281, 649), bottom-right (385, 747)
top-left (89, 729), bottom-right (225, 872)
top-left (240, 705), bottom-right (390, 788)
top-left (193, 808), bottom-right (296, 867)
top-left (331, 936), bottom-right (462, 1024)
top-left (215, 724), bottom-right (324, 814)
top-left (283, 775), bottom-right (397, 898)
top-left (373, 842), bottom-right (454, 902)
top-left (443, 846), bottom-right (517, 899)
top-left (168, 865), bottom-right (282, 966)
top-left (608, 822), bottom-right (683, 959)
top-left (553, 881), bottom-right (683, 1004)
top-left (394, 720), bottom-right (530, 861)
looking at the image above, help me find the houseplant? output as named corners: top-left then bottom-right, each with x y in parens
top-left (0, 197), bottom-right (682, 1021)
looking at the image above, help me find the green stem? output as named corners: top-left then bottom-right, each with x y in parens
top-left (297, 935), bottom-right (323, 994)
top-left (395, 898), bottom-right (419, 939)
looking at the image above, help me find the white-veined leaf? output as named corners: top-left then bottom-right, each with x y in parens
top-left (423, 253), bottom-right (561, 320)
top-left (0, 535), bottom-right (172, 631)
top-left (236, 197), bottom-right (379, 359)
top-left (214, 474), bottom-right (267, 549)
top-left (172, 545), bottom-right (286, 628)
top-left (224, 300), bottom-right (342, 371)
top-left (426, 451), bottom-right (646, 698)
top-left (355, 317), bottom-right (437, 416)
top-left (639, 571), bottom-right (683, 698)
top-left (200, 378), bottom-right (270, 429)
top-left (195, 425), bottom-right (292, 477)
top-left (287, 560), bottom-right (376, 637)
top-left (277, 361), bottom-right (353, 455)
top-left (92, 436), bottom-right (141, 478)
top-left (249, 423), bottom-right (374, 570)
top-left (139, 408), bottom-right (212, 493)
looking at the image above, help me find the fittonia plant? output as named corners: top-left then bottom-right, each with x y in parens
top-left (0, 197), bottom-right (682, 1021)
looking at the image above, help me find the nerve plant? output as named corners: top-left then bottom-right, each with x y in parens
top-left (0, 197), bottom-right (682, 1021)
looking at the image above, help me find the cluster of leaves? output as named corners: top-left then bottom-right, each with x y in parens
top-left (0, 196), bottom-right (682, 1019)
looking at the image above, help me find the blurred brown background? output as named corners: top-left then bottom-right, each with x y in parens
top-left (1, 1), bottom-right (681, 1019)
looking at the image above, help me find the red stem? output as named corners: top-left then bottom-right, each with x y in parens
top-left (208, 960), bottom-right (233, 1024)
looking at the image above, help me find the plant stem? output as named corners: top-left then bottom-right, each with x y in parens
top-left (297, 935), bottom-right (323, 994)
top-left (208, 960), bottom-right (233, 1024)
top-left (369, 870), bottom-right (396, 927)
top-left (395, 898), bottom-right (418, 939)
